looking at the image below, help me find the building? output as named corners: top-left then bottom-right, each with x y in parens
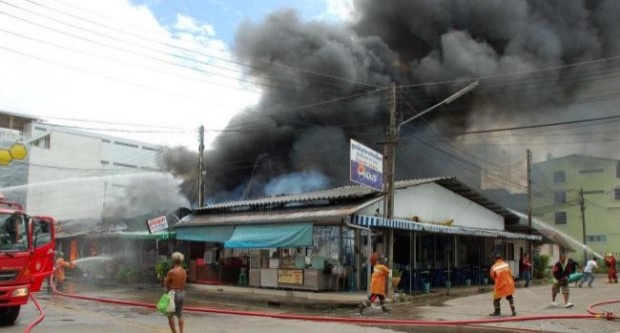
top-left (176, 176), bottom-right (539, 293)
top-left (532, 154), bottom-right (620, 263)
top-left (0, 110), bottom-right (165, 221)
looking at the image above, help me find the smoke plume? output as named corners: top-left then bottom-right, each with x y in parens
top-left (162, 0), bottom-right (620, 203)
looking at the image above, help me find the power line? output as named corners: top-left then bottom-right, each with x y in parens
top-left (37, 0), bottom-right (380, 90)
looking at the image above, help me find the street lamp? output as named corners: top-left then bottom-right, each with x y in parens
top-left (399, 81), bottom-right (479, 130)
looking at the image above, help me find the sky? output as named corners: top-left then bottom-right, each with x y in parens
top-left (0, 0), bottom-right (352, 149)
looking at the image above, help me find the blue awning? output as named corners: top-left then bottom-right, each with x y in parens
top-left (352, 215), bottom-right (422, 231)
top-left (351, 215), bottom-right (540, 241)
top-left (175, 225), bottom-right (234, 242)
top-left (224, 223), bottom-right (313, 248)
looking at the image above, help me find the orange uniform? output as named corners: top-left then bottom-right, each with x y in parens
top-left (490, 259), bottom-right (515, 299)
top-left (54, 258), bottom-right (74, 283)
top-left (370, 263), bottom-right (389, 296)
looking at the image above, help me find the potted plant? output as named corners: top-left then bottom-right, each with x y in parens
top-left (392, 269), bottom-right (402, 290)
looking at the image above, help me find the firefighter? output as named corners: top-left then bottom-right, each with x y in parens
top-left (54, 252), bottom-right (75, 291)
top-left (358, 255), bottom-right (390, 315)
top-left (489, 252), bottom-right (517, 316)
top-left (605, 253), bottom-right (618, 283)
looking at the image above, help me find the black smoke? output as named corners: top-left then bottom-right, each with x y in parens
top-left (162, 0), bottom-right (620, 203)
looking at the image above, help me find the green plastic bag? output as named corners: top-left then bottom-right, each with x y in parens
top-left (156, 292), bottom-right (171, 315)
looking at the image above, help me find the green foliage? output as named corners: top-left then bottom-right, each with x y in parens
top-left (114, 266), bottom-right (140, 284)
top-left (534, 254), bottom-right (551, 280)
top-left (392, 268), bottom-right (402, 277)
top-left (155, 258), bottom-right (188, 280)
top-left (155, 260), bottom-right (172, 280)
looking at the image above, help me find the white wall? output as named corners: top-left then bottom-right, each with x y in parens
top-left (24, 125), bottom-right (164, 221)
top-left (359, 183), bottom-right (505, 230)
top-left (27, 131), bottom-right (104, 220)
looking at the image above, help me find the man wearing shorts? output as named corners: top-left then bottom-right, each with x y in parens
top-left (164, 252), bottom-right (187, 333)
top-left (551, 252), bottom-right (574, 308)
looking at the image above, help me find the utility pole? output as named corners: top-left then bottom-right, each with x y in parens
top-left (526, 149), bottom-right (534, 279)
top-left (198, 125), bottom-right (205, 207)
top-left (579, 187), bottom-right (587, 263)
top-left (384, 82), bottom-right (398, 296)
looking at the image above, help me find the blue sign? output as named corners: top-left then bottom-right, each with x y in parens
top-left (350, 139), bottom-right (383, 191)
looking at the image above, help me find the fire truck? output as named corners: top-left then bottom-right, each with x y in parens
top-left (0, 194), bottom-right (55, 325)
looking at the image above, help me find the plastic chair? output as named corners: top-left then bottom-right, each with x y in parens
top-left (238, 268), bottom-right (248, 286)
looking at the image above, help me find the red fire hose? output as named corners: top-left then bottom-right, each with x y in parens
top-left (47, 285), bottom-right (619, 327)
top-left (23, 294), bottom-right (45, 333)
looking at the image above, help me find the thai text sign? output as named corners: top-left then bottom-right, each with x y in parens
top-left (350, 139), bottom-right (383, 191)
top-left (146, 215), bottom-right (168, 234)
top-left (278, 269), bottom-right (304, 285)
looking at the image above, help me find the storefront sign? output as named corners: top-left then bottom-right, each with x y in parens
top-left (350, 139), bottom-right (383, 191)
top-left (146, 215), bottom-right (168, 234)
top-left (278, 269), bottom-right (304, 285)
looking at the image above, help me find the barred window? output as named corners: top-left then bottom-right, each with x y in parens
top-left (555, 211), bottom-right (567, 225)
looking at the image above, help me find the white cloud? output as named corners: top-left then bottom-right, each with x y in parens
top-left (322, 0), bottom-right (354, 22)
top-left (173, 14), bottom-right (216, 37)
top-left (0, 0), bottom-right (259, 149)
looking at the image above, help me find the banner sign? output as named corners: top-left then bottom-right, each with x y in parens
top-left (146, 215), bottom-right (168, 234)
top-left (278, 269), bottom-right (304, 285)
top-left (350, 139), bottom-right (383, 191)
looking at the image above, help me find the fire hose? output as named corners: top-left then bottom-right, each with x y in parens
top-left (23, 294), bottom-right (45, 333)
top-left (46, 284), bottom-right (619, 327)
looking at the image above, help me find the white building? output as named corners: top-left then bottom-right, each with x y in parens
top-left (1, 110), bottom-right (165, 221)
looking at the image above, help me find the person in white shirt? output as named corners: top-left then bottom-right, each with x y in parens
top-left (578, 257), bottom-right (599, 288)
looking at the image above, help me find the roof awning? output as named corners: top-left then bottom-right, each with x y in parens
top-left (176, 199), bottom-right (381, 227)
top-left (89, 231), bottom-right (175, 240)
top-left (351, 215), bottom-right (541, 241)
top-left (224, 223), bottom-right (313, 248)
top-left (176, 225), bottom-right (234, 243)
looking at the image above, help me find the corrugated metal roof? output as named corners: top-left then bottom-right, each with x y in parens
top-left (177, 198), bottom-right (382, 227)
top-left (191, 176), bottom-right (519, 224)
top-left (197, 185), bottom-right (379, 211)
top-left (196, 177), bottom-right (447, 212)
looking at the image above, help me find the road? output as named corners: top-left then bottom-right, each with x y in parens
top-left (4, 294), bottom-right (399, 333)
top-left (4, 278), bottom-right (620, 333)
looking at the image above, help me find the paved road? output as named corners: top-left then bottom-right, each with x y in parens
top-left (4, 278), bottom-right (620, 332)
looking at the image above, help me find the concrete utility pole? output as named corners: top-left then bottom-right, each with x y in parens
top-left (526, 149), bottom-right (533, 276)
top-left (384, 82), bottom-right (398, 296)
top-left (198, 125), bottom-right (205, 207)
top-left (579, 187), bottom-right (587, 263)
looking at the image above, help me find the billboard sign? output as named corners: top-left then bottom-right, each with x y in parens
top-left (146, 215), bottom-right (168, 234)
top-left (350, 139), bottom-right (383, 191)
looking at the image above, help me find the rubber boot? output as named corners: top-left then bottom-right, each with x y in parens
top-left (358, 300), bottom-right (371, 315)
top-left (489, 299), bottom-right (500, 316)
top-left (508, 295), bottom-right (517, 316)
top-left (380, 299), bottom-right (390, 313)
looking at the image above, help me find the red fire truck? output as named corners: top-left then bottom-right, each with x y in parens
top-left (0, 194), bottom-right (55, 325)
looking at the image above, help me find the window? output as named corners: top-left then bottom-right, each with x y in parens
top-left (113, 162), bottom-right (137, 169)
top-left (579, 169), bottom-right (604, 174)
top-left (102, 139), bottom-right (111, 143)
top-left (101, 160), bottom-right (110, 165)
top-left (587, 235), bottom-right (605, 243)
top-left (554, 171), bottom-right (566, 183)
top-left (555, 211), bottom-right (567, 224)
top-left (554, 191), bottom-right (567, 203)
top-left (615, 188), bottom-right (620, 201)
top-left (114, 141), bottom-right (139, 148)
top-left (31, 218), bottom-right (52, 247)
top-left (141, 146), bottom-right (159, 152)
top-left (583, 190), bottom-right (604, 195)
